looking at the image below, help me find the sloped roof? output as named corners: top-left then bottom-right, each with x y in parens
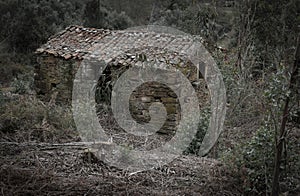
top-left (36, 26), bottom-right (112, 60)
top-left (36, 25), bottom-right (205, 61)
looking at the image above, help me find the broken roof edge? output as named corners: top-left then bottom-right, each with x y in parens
top-left (35, 25), bottom-right (113, 60)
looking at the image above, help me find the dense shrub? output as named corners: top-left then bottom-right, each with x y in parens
top-left (222, 64), bottom-right (300, 195)
top-left (83, 0), bottom-right (133, 30)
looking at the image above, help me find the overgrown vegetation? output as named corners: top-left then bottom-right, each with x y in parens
top-left (184, 107), bottom-right (211, 155)
top-left (0, 0), bottom-right (299, 195)
top-left (0, 94), bottom-right (77, 143)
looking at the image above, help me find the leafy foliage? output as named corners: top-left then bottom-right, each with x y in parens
top-left (241, 125), bottom-right (275, 195)
top-left (0, 0), bottom-right (84, 53)
top-left (83, 0), bottom-right (133, 30)
top-left (184, 107), bottom-right (210, 155)
top-left (247, 0), bottom-right (299, 71)
top-left (221, 36), bottom-right (299, 196)
top-left (0, 1), bottom-right (299, 195)
top-left (153, 3), bottom-right (219, 43)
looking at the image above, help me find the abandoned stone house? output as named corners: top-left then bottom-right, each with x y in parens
top-left (34, 25), bottom-right (209, 134)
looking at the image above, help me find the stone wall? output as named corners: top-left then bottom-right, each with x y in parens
top-left (35, 53), bottom-right (209, 135)
top-left (34, 54), bottom-right (81, 105)
top-left (95, 55), bottom-right (208, 134)
top-left (129, 82), bottom-right (180, 134)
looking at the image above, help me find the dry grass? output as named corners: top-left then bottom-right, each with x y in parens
top-left (0, 92), bottom-right (243, 195)
top-left (0, 142), bottom-right (242, 196)
top-left (0, 94), bottom-right (79, 143)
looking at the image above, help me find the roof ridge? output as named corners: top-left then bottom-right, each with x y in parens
top-left (36, 26), bottom-right (206, 60)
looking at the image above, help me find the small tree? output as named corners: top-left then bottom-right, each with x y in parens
top-left (271, 36), bottom-right (299, 196)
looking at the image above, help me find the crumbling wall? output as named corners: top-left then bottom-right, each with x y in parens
top-left (129, 82), bottom-right (180, 134)
top-left (35, 53), bottom-right (208, 135)
top-left (34, 54), bottom-right (81, 105)
top-left (95, 55), bottom-right (207, 134)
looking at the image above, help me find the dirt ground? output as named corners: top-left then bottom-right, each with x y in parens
top-left (0, 141), bottom-right (243, 196)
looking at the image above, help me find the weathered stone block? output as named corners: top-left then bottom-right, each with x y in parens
top-left (165, 104), bottom-right (177, 113)
top-left (34, 26), bottom-right (209, 136)
top-left (161, 97), bottom-right (178, 103)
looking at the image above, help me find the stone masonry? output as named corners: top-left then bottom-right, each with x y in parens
top-left (35, 25), bottom-right (210, 134)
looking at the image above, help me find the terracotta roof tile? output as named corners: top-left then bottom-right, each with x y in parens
top-left (36, 25), bottom-right (204, 66)
top-left (37, 25), bottom-right (112, 59)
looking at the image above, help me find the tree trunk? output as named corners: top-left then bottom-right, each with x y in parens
top-left (271, 37), bottom-right (300, 196)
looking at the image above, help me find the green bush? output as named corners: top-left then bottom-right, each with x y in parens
top-left (83, 0), bottom-right (133, 30)
top-left (220, 125), bottom-right (275, 195)
top-left (184, 107), bottom-right (210, 155)
top-left (10, 71), bottom-right (34, 94)
top-left (241, 126), bottom-right (275, 194)
top-left (221, 64), bottom-right (300, 195)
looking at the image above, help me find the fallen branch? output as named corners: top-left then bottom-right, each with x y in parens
top-left (0, 141), bottom-right (113, 151)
